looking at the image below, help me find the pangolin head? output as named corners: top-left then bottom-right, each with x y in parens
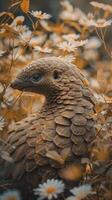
top-left (11, 57), bottom-right (79, 98)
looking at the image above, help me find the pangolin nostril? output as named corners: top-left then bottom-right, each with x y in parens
top-left (10, 79), bottom-right (22, 89)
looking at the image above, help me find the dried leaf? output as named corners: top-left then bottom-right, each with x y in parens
top-left (9, 1), bottom-right (21, 9)
top-left (46, 150), bottom-right (64, 164)
top-left (20, 0), bottom-right (30, 13)
top-left (0, 12), bottom-right (14, 19)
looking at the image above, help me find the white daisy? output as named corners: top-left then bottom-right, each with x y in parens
top-left (95, 19), bottom-right (112, 28)
top-left (62, 34), bottom-right (80, 42)
top-left (33, 179), bottom-right (65, 200)
top-left (30, 11), bottom-right (51, 20)
top-left (90, 2), bottom-right (112, 13)
top-left (11, 16), bottom-right (25, 26)
top-left (59, 55), bottom-right (75, 63)
top-left (0, 190), bottom-right (21, 200)
top-left (57, 41), bottom-right (77, 52)
top-left (66, 184), bottom-right (92, 200)
top-left (34, 46), bottom-right (52, 53)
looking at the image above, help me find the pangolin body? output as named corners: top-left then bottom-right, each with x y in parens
top-left (0, 57), bottom-right (96, 199)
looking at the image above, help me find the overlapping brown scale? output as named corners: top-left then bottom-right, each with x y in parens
top-left (24, 114), bottom-right (40, 123)
top-left (55, 116), bottom-right (70, 126)
top-left (53, 135), bottom-right (71, 148)
top-left (83, 89), bottom-right (96, 104)
top-left (62, 78), bottom-right (70, 84)
top-left (27, 131), bottom-right (37, 138)
top-left (71, 134), bottom-right (84, 144)
top-left (12, 144), bottom-right (28, 162)
top-left (35, 143), bottom-right (45, 155)
top-left (7, 129), bottom-right (26, 143)
top-left (61, 87), bottom-right (70, 92)
top-left (12, 135), bottom-right (27, 146)
top-left (78, 99), bottom-right (93, 109)
top-left (60, 91), bottom-right (67, 96)
top-left (56, 125), bottom-right (71, 137)
top-left (69, 85), bottom-right (82, 91)
top-left (43, 120), bottom-right (55, 129)
top-left (84, 128), bottom-right (96, 143)
top-left (61, 110), bottom-right (74, 119)
top-left (34, 154), bottom-right (48, 165)
top-left (27, 137), bottom-right (36, 147)
top-left (74, 106), bottom-right (84, 114)
top-left (74, 92), bottom-right (82, 98)
top-left (61, 95), bottom-right (74, 100)
top-left (66, 105), bottom-right (75, 110)
top-left (71, 124), bottom-right (86, 135)
top-left (72, 142), bottom-right (88, 156)
top-left (46, 150), bottom-right (64, 164)
top-left (69, 80), bottom-right (82, 88)
top-left (60, 147), bottom-right (72, 161)
top-left (86, 119), bottom-right (95, 129)
top-left (44, 115), bottom-right (54, 121)
top-left (16, 124), bottom-right (32, 133)
top-left (72, 114), bottom-right (87, 126)
top-left (42, 129), bottom-right (56, 141)
top-left (63, 99), bottom-right (77, 105)
top-left (83, 89), bottom-right (92, 97)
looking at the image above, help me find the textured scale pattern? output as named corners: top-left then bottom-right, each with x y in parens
top-left (0, 57), bottom-right (96, 199)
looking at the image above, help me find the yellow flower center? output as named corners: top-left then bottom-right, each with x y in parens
top-left (46, 187), bottom-right (56, 194)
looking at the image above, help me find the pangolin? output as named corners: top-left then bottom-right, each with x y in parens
top-left (0, 57), bottom-right (96, 199)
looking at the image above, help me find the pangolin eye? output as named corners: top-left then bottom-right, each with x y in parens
top-left (31, 74), bottom-right (42, 82)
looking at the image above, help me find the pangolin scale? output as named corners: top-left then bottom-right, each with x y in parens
top-left (0, 57), bottom-right (96, 199)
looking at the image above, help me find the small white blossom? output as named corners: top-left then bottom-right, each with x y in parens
top-left (0, 190), bottom-right (21, 200)
top-left (62, 34), bottom-right (80, 42)
top-left (59, 55), bottom-right (75, 63)
top-left (30, 11), bottom-right (51, 20)
top-left (33, 179), bottom-right (65, 200)
top-left (57, 41), bottom-right (77, 52)
top-left (34, 46), bottom-right (52, 53)
top-left (14, 25), bottom-right (29, 33)
top-left (66, 184), bottom-right (92, 200)
top-left (0, 117), bottom-right (6, 131)
top-left (79, 18), bottom-right (96, 27)
top-left (60, 1), bottom-right (74, 12)
top-left (11, 16), bottom-right (25, 26)
top-left (73, 40), bottom-right (88, 47)
top-left (94, 19), bottom-right (112, 28)
top-left (60, 1), bottom-right (86, 22)
top-left (90, 2), bottom-right (112, 13)
top-left (60, 11), bottom-right (76, 21)
top-left (58, 40), bottom-right (87, 52)
top-left (29, 34), bottom-right (47, 47)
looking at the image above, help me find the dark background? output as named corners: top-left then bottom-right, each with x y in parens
top-left (0, 0), bottom-right (112, 19)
